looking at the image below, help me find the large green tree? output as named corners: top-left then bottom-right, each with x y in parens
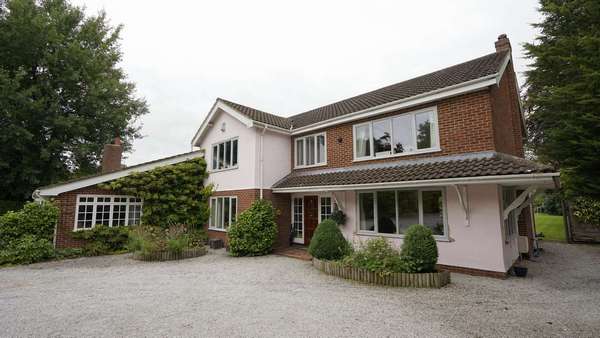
top-left (524, 0), bottom-right (600, 198)
top-left (0, 0), bottom-right (148, 203)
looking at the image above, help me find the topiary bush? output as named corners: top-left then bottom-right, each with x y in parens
top-left (399, 224), bottom-right (438, 273)
top-left (228, 199), bottom-right (278, 257)
top-left (71, 225), bottom-right (130, 256)
top-left (341, 237), bottom-right (401, 276)
top-left (308, 219), bottom-right (352, 260)
top-left (0, 235), bottom-right (55, 265)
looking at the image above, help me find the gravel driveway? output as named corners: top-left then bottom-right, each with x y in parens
top-left (1, 242), bottom-right (599, 337)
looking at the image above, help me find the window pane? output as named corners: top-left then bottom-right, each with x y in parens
top-left (210, 199), bottom-right (216, 227)
top-left (320, 197), bottom-right (332, 220)
top-left (296, 139), bottom-right (304, 166)
top-left (212, 146), bottom-right (218, 170)
top-left (95, 203), bottom-right (111, 226)
top-left (217, 198), bottom-right (224, 229)
top-left (373, 120), bottom-right (391, 156)
top-left (355, 124), bottom-right (371, 157)
top-left (416, 112), bottom-right (433, 149)
top-left (293, 198), bottom-right (303, 239)
top-left (377, 191), bottom-right (396, 234)
top-left (422, 191), bottom-right (444, 235)
top-left (232, 140), bottom-right (238, 167)
top-left (230, 198), bottom-right (237, 224)
top-left (112, 204), bottom-right (126, 226)
top-left (392, 115), bottom-right (415, 153)
top-left (306, 136), bottom-right (315, 165)
top-left (223, 197), bottom-right (230, 227)
top-left (397, 190), bottom-right (419, 234)
top-left (218, 143), bottom-right (225, 169)
top-left (359, 193), bottom-right (374, 231)
top-left (224, 140), bottom-right (231, 168)
top-left (317, 135), bottom-right (325, 164)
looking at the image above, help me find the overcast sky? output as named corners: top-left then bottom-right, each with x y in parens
top-left (72, 0), bottom-right (542, 165)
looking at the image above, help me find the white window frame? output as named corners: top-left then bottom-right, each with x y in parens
top-left (208, 196), bottom-right (238, 231)
top-left (318, 196), bottom-right (335, 223)
top-left (210, 137), bottom-right (239, 172)
top-left (294, 132), bottom-right (327, 168)
top-left (501, 187), bottom-right (518, 243)
top-left (291, 197), bottom-right (304, 244)
top-left (352, 106), bottom-right (440, 161)
top-left (74, 195), bottom-right (143, 231)
top-left (356, 188), bottom-right (449, 240)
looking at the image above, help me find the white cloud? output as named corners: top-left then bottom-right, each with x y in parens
top-left (72, 0), bottom-right (542, 165)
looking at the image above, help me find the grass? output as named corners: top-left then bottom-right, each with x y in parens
top-left (535, 213), bottom-right (566, 242)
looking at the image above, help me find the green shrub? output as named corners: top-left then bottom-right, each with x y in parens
top-left (128, 224), bottom-right (204, 258)
top-left (308, 219), bottom-right (352, 260)
top-left (399, 224), bottom-right (438, 273)
top-left (71, 225), bottom-right (130, 256)
top-left (0, 201), bottom-right (59, 247)
top-left (54, 248), bottom-right (84, 259)
top-left (330, 209), bottom-right (347, 225)
top-left (572, 196), bottom-right (600, 226)
top-left (228, 199), bottom-right (278, 257)
top-left (0, 235), bottom-right (55, 265)
top-left (188, 227), bottom-right (208, 247)
top-left (342, 237), bottom-right (401, 276)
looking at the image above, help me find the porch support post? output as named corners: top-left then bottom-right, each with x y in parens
top-left (452, 184), bottom-right (470, 226)
top-left (332, 192), bottom-right (344, 211)
top-left (503, 186), bottom-right (537, 221)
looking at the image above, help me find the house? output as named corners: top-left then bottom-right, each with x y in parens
top-left (36, 34), bottom-right (558, 277)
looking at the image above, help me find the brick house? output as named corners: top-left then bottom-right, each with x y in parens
top-left (36, 34), bottom-right (558, 277)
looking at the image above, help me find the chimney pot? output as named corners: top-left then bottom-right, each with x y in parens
top-left (495, 33), bottom-right (511, 53)
top-left (101, 137), bottom-right (123, 173)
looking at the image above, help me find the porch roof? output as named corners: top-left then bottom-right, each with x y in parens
top-left (271, 152), bottom-right (558, 192)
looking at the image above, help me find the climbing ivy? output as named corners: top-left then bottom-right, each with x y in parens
top-left (100, 158), bottom-right (212, 227)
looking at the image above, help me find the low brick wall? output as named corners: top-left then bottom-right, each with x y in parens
top-left (313, 258), bottom-right (451, 288)
top-left (132, 247), bottom-right (207, 262)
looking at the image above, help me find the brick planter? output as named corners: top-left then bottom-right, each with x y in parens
top-left (132, 247), bottom-right (207, 262)
top-left (313, 258), bottom-right (451, 288)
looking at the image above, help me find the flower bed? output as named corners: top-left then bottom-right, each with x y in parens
top-left (313, 258), bottom-right (450, 288)
top-left (132, 246), bottom-right (207, 262)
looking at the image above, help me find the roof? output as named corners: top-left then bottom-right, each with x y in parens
top-left (272, 152), bottom-right (556, 191)
top-left (34, 150), bottom-right (204, 198)
top-left (210, 51), bottom-right (509, 132)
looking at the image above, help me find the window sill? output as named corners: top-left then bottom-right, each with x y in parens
top-left (356, 231), bottom-right (450, 242)
top-left (353, 147), bottom-right (441, 163)
top-left (209, 166), bottom-right (239, 174)
top-left (294, 162), bottom-right (327, 170)
top-left (208, 227), bottom-right (227, 232)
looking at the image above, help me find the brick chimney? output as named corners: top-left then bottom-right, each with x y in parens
top-left (495, 33), bottom-right (511, 53)
top-left (101, 136), bottom-right (123, 173)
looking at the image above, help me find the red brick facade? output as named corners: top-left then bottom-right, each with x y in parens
top-left (54, 185), bottom-right (118, 249)
top-left (205, 189), bottom-right (291, 249)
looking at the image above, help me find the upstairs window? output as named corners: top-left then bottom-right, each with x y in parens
top-left (211, 138), bottom-right (238, 171)
top-left (354, 108), bottom-right (439, 160)
top-left (295, 133), bottom-right (326, 168)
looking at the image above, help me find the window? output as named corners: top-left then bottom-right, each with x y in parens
top-left (75, 195), bottom-right (143, 230)
top-left (211, 138), bottom-right (238, 171)
top-left (209, 196), bottom-right (237, 230)
top-left (353, 108), bottom-right (438, 160)
top-left (293, 197), bottom-right (303, 241)
top-left (357, 189), bottom-right (447, 238)
top-left (502, 187), bottom-right (517, 242)
top-left (320, 197), bottom-right (333, 221)
top-left (295, 133), bottom-right (326, 168)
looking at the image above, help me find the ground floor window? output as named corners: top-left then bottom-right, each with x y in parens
top-left (320, 197), bottom-right (333, 221)
top-left (293, 197), bottom-right (304, 240)
top-left (209, 196), bottom-right (237, 230)
top-left (75, 195), bottom-right (142, 230)
top-left (358, 189), bottom-right (446, 237)
top-left (502, 187), bottom-right (518, 242)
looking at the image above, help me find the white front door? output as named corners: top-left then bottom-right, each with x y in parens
top-left (292, 197), bottom-right (304, 244)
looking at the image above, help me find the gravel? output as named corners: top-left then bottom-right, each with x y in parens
top-left (1, 242), bottom-right (599, 337)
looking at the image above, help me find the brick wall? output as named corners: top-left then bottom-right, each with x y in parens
top-left (292, 90), bottom-right (497, 171)
top-left (205, 189), bottom-right (291, 249)
top-left (54, 186), bottom-right (118, 249)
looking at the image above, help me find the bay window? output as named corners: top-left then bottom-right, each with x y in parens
top-left (295, 133), bottom-right (326, 168)
top-left (357, 188), bottom-right (446, 238)
top-left (353, 107), bottom-right (439, 160)
top-left (209, 196), bottom-right (237, 230)
top-left (211, 138), bottom-right (239, 171)
top-left (75, 195), bottom-right (143, 230)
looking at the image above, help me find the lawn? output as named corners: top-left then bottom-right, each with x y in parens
top-left (535, 213), bottom-right (566, 242)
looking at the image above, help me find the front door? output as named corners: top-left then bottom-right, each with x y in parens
top-left (304, 195), bottom-right (319, 246)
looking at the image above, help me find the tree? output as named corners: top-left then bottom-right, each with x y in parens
top-left (0, 0), bottom-right (148, 204)
top-left (524, 0), bottom-right (600, 199)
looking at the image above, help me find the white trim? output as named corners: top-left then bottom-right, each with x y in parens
top-left (294, 132), bottom-right (327, 169)
top-left (352, 106), bottom-right (441, 161)
top-left (208, 196), bottom-right (238, 231)
top-left (272, 172), bottom-right (559, 193)
top-left (191, 100), bottom-right (255, 147)
top-left (209, 137), bottom-right (239, 172)
top-left (73, 195), bottom-right (142, 231)
top-left (291, 197), bottom-right (304, 244)
top-left (36, 151), bottom-right (204, 197)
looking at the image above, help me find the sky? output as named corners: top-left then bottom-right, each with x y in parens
top-left (71, 0), bottom-right (543, 165)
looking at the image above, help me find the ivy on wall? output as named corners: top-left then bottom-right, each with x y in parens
top-left (100, 158), bottom-right (212, 227)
